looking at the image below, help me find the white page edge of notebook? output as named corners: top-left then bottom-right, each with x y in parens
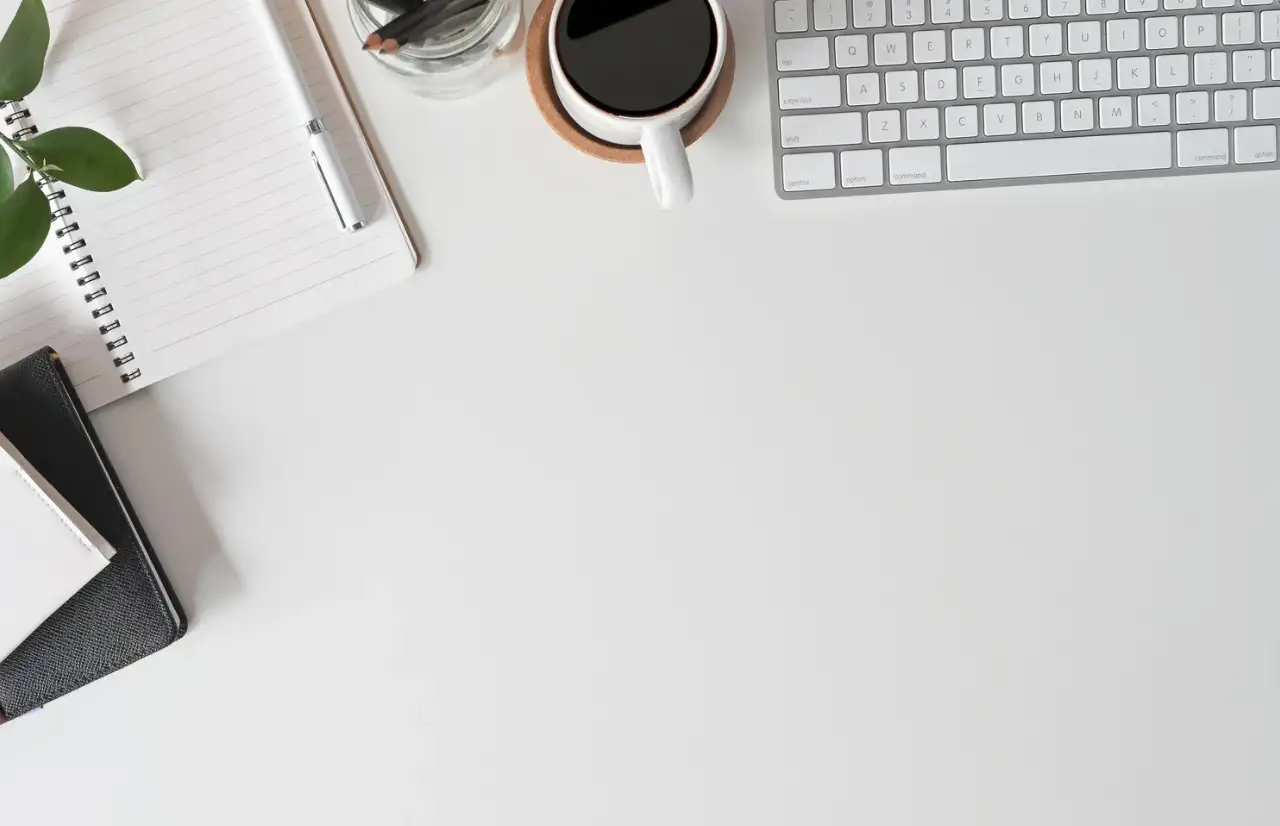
top-left (0, 431), bottom-right (116, 563)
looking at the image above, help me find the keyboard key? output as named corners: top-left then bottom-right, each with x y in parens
top-left (886, 70), bottom-right (921, 102)
top-left (782, 152), bottom-right (836, 189)
top-left (1176, 128), bottom-right (1230, 165)
top-left (780, 113), bottom-right (863, 147)
top-left (846, 72), bottom-right (882, 104)
top-left (1234, 49), bottom-right (1268, 80)
top-left (1010, 0), bottom-right (1044, 17)
top-left (1146, 17), bottom-right (1179, 49)
top-left (983, 102), bottom-right (1018, 134)
top-left (991, 25), bottom-right (1025, 57)
top-left (1068, 20), bottom-right (1102, 53)
top-left (1156, 54), bottom-right (1190, 87)
top-left (1177, 90), bottom-right (1212, 122)
top-left (907, 107), bottom-right (942, 139)
top-left (1274, 48), bottom-right (1280, 78)
top-left (874, 32), bottom-right (909, 63)
top-left (1107, 19), bottom-right (1140, 50)
top-left (1234, 123), bottom-right (1278, 161)
top-left (814, 0), bottom-right (850, 30)
top-left (947, 133), bottom-right (1171, 181)
top-left (931, 0), bottom-right (966, 21)
top-left (1125, 0), bottom-right (1158, 9)
top-left (1099, 95), bottom-right (1134, 127)
top-left (776, 0), bottom-right (809, 32)
top-left (1023, 100), bottom-right (1057, 131)
top-left (1263, 10), bottom-right (1280, 40)
top-left (1215, 88), bottom-right (1249, 120)
top-left (1242, 0), bottom-right (1271, 5)
top-left (964, 65), bottom-right (998, 96)
top-left (1163, 0), bottom-right (1196, 9)
top-left (853, 0), bottom-right (889, 26)
top-left (1041, 60), bottom-right (1074, 93)
top-left (893, 0), bottom-right (927, 23)
top-left (1223, 12), bottom-right (1257, 43)
top-left (946, 104), bottom-right (980, 136)
top-left (925, 67), bottom-right (960, 99)
top-left (970, 0), bottom-right (1004, 20)
top-left (889, 146), bottom-right (943, 183)
top-left (835, 34), bottom-right (871, 67)
top-left (1195, 51), bottom-right (1229, 83)
top-left (1002, 63), bottom-right (1037, 95)
top-left (1204, 0), bottom-right (1236, 7)
top-left (952, 28), bottom-right (986, 59)
top-left (1088, 0), bottom-right (1120, 12)
top-left (779, 75), bottom-right (843, 109)
top-left (840, 148), bottom-right (885, 186)
top-left (1138, 93), bottom-right (1172, 124)
top-left (1080, 58), bottom-right (1113, 90)
top-left (1118, 56), bottom-right (1152, 88)
top-left (1030, 23), bottom-right (1064, 55)
top-left (1061, 97), bottom-right (1095, 129)
top-left (1048, 0), bottom-right (1082, 15)
top-left (913, 30), bottom-right (948, 62)
top-left (867, 110), bottom-right (903, 142)
top-left (777, 37), bottom-right (831, 71)
top-left (1185, 15), bottom-right (1218, 47)
top-left (1254, 85), bottom-right (1280, 116)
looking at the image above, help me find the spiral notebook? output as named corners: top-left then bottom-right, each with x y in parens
top-left (0, 0), bottom-right (420, 412)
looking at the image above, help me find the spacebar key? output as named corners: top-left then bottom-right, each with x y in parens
top-left (947, 133), bottom-right (1172, 183)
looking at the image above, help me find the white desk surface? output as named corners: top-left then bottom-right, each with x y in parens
top-left (2, 0), bottom-right (1278, 822)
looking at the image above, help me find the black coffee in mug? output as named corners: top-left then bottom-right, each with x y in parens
top-left (555, 0), bottom-right (717, 118)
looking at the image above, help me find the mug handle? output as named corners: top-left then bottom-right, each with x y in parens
top-left (639, 123), bottom-right (694, 209)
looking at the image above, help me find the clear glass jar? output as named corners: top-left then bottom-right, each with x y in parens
top-left (348, 0), bottom-right (524, 99)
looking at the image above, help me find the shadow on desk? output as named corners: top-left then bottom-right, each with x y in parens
top-left (92, 393), bottom-right (242, 626)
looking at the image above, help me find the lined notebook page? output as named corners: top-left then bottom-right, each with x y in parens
top-left (27, 0), bottom-right (417, 400)
top-left (0, 175), bottom-right (124, 410)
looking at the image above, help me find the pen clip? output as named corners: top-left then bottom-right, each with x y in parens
top-left (310, 150), bottom-right (347, 231)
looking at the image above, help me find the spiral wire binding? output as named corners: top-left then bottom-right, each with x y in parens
top-left (1, 99), bottom-right (140, 384)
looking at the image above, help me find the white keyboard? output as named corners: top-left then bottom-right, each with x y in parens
top-left (767, 0), bottom-right (1280, 196)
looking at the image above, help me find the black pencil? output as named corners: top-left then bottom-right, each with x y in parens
top-left (363, 0), bottom-right (438, 51)
top-left (364, 0), bottom-right (488, 53)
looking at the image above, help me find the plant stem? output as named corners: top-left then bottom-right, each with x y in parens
top-left (0, 132), bottom-right (53, 186)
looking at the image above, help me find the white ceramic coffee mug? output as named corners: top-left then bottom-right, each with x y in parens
top-left (547, 0), bottom-right (728, 209)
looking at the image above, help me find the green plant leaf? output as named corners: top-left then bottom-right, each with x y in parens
top-left (0, 0), bottom-right (50, 101)
top-left (0, 148), bottom-right (12, 201)
top-left (0, 176), bottom-right (51, 279)
top-left (23, 127), bottom-right (140, 192)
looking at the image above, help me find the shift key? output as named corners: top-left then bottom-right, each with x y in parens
top-left (778, 75), bottom-right (842, 110)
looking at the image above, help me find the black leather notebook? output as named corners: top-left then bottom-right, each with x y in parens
top-left (0, 348), bottom-right (186, 724)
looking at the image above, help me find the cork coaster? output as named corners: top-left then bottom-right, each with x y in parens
top-left (525, 0), bottom-right (736, 163)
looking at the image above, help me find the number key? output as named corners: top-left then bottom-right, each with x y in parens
top-left (1009, 0), bottom-right (1043, 17)
top-left (853, 0), bottom-right (889, 27)
top-left (970, 0), bottom-right (1004, 19)
top-left (775, 0), bottom-right (809, 32)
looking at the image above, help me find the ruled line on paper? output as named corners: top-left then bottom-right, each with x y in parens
top-left (152, 253), bottom-right (399, 353)
top-left (129, 208), bottom-right (341, 320)
top-left (109, 176), bottom-right (317, 284)
top-left (41, 5), bottom-right (244, 96)
top-left (101, 143), bottom-right (300, 234)
top-left (133, 217), bottom-right (366, 329)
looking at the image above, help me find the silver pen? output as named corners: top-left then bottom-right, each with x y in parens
top-left (250, 0), bottom-right (367, 233)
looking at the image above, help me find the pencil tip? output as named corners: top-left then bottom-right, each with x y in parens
top-left (363, 33), bottom-right (381, 51)
top-left (384, 40), bottom-right (401, 54)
